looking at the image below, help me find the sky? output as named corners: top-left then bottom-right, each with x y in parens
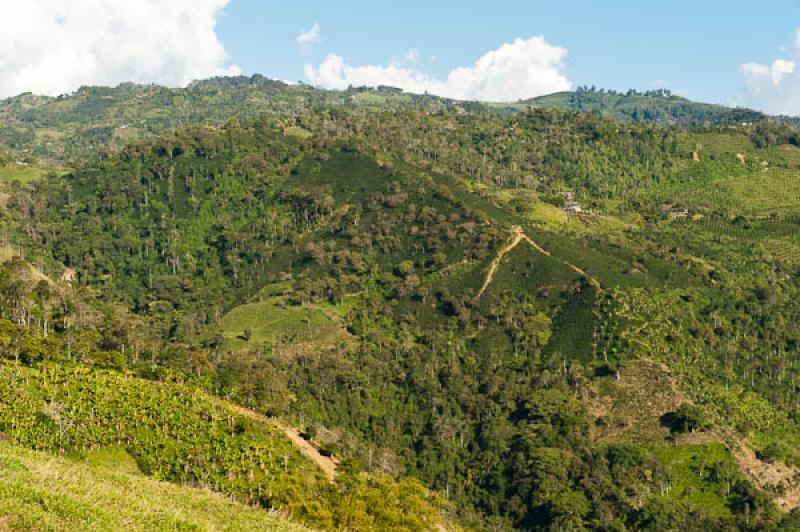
top-left (3, 1), bottom-right (800, 114)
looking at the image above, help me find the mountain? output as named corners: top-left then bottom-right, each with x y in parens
top-left (0, 76), bottom-right (480, 167)
top-left (523, 87), bottom-right (768, 126)
top-left (2, 77), bottom-right (794, 170)
top-left (5, 80), bottom-right (800, 529)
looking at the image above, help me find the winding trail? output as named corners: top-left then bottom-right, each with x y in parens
top-left (475, 227), bottom-right (529, 299)
top-left (475, 226), bottom-right (600, 301)
top-left (203, 394), bottom-right (338, 481)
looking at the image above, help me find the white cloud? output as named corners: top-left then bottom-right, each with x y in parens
top-left (296, 21), bottom-right (320, 52)
top-left (0, 0), bottom-right (239, 99)
top-left (304, 36), bottom-right (571, 102)
top-left (737, 30), bottom-right (800, 115)
top-left (742, 60), bottom-right (795, 90)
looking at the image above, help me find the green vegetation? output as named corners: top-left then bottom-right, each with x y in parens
top-left (651, 444), bottom-right (750, 520)
top-left (5, 78), bottom-right (800, 529)
top-left (526, 86), bottom-right (767, 126)
top-left (0, 362), bottom-right (446, 530)
top-left (0, 442), bottom-right (304, 531)
top-left (219, 299), bottom-right (353, 354)
top-left (0, 163), bottom-right (52, 183)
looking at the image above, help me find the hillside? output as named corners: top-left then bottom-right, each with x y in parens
top-left (6, 90), bottom-right (800, 529)
top-left (0, 359), bottom-right (447, 530)
top-left (0, 77), bottom-right (478, 166)
top-left (525, 87), bottom-right (766, 126)
top-left (2, 77), bottom-right (796, 172)
top-left (0, 442), bottom-right (303, 531)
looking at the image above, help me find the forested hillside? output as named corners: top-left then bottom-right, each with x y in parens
top-left (0, 77), bottom-right (476, 166)
top-left (4, 80), bottom-right (800, 530)
top-left (2, 77), bottom-right (796, 171)
top-left (525, 87), bottom-right (768, 126)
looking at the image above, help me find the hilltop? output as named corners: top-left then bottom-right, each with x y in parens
top-left (0, 77), bottom-right (477, 167)
top-left (523, 87), bottom-right (768, 126)
top-left (3, 77), bottom-right (799, 171)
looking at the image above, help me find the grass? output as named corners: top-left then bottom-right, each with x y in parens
top-left (220, 299), bottom-right (352, 352)
top-left (0, 246), bottom-right (16, 264)
top-left (652, 443), bottom-right (738, 519)
top-left (0, 164), bottom-right (52, 184)
top-left (283, 126), bottom-right (312, 140)
top-left (664, 168), bottom-right (800, 216)
top-left (0, 442), bottom-right (303, 531)
top-left (681, 132), bottom-right (754, 157)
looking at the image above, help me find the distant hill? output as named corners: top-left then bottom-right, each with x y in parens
top-left (523, 87), bottom-right (767, 126)
top-left (0, 76), bottom-right (479, 166)
top-left (2, 77), bottom-right (799, 168)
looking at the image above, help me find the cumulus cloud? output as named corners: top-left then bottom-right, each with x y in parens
top-left (0, 0), bottom-right (239, 99)
top-left (296, 21), bottom-right (321, 52)
top-left (304, 36), bottom-right (571, 101)
top-left (737, 30), bottom-right (800, 115)
top-left (742, 60), bottom-right (795, 90)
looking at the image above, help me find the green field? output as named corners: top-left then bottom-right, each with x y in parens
top-left (652, 444), bottom-right (740, 519)
top-left (0, 164), bottom-right (52, 183)
top-left (220, 299), bottom-right (353, 351)
top-left (661, 167), bottom-right (800, 216)
top-left (0, 442), bottom-right (303, 531)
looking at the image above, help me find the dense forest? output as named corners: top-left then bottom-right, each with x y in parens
top-left (4, 80), bottom-right (800, 530)
top-left (525, 86), bottom-right (769, 127)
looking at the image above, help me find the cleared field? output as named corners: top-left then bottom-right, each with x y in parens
top-left (220, 299), bottom-right (355, 355)
top-left (681, 132), bottom-right (755, 156)
top-left (652, 444), bottom-right (738, 519)
top-left (658, 168), bottom-right (800, 216)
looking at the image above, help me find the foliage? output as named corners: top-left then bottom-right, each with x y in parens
top-left (0, 441), bottom-right (304, 531)
top-left (6, 83), bottom-right (800, 529)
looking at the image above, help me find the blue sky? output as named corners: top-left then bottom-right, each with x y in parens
top-left (217, 0), bottom-right (800, 108)
top-left (3, 1), bottom-right (800, 114)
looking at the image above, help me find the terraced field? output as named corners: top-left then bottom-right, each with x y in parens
top-left (668, 168), bottom-right (800, 215)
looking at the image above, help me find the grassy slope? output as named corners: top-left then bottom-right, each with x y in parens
top-left (643, 131), bottom-right (800, 267)
top-left (0, 246), bottom-right (15, 263)
top-left (0, 164), bottom-right (51, 183)
top-left (220, 299), bottom-right (354, 354)
top-left (0, 442), bottom-right (302, 531)
top-left (0, 363), bottom-right (321, 502)
top-left (652, 444), bottom-right (738, 519)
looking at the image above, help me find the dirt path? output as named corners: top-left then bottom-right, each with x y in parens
top-left (475, 226), bottom-right (601, 300)
top-left (475, 226), bottom-right (527, 299)
top-left (203, 394), bottom-right (338, 481)
top-left (278, 423), bottom-right (338, 482)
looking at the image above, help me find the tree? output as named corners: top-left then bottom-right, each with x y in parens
top-left (671, 404), bottom-right (708, 434)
